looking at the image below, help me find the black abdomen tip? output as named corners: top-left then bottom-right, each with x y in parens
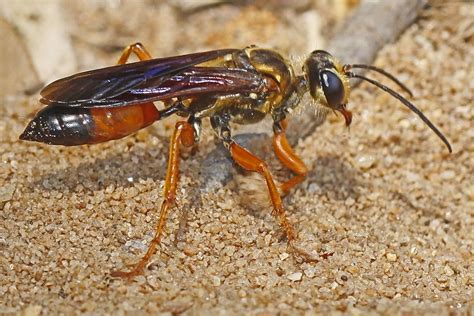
top-left (20, 105), bottom-right (93, 146)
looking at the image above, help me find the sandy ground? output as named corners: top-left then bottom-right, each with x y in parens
top-left (0, 2), bottom-right (472, 315)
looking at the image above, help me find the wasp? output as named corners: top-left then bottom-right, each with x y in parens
top-left (20, 43), bottom-right (452, 278)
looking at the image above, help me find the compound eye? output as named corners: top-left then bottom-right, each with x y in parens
top-left (320, 71), bottom-right (345, 108)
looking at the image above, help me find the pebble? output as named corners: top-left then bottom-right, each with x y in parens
top-left (345, 197), bottom-right (355, 206)
top-left (444, 265), bottom-right (455, 276)
top-left (21, 305), bottom-right (42, 316)
top-left (307, 183), bottom-right (322, 194)
top-left (367, 192), bottom-right (379, 201)
top-left (386, 253), bottom-right (397, 262)
top-left (0, 184), bottom-right (15, 202)
top-left (355, 155), bottom-right (376, 170)
top-left (405, 171), bottom-right (422, 183)
top-left (303, 268), bottom-right (316, 278)
top-left (212, 276), bottom-right (221, 286)
top-left (440, 170), bottom-right (456, 180)
top-left (287, 272), bottom-right (303, 281)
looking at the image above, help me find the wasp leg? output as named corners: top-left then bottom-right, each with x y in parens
top-left (272, 120), bottom-right (308, 195)
top-left (111, 121), bottom-right (195, 278)
top-left (210, 114), bottom-right (296, 242)
top-left (228, 141), bottom-right (297, 242)
top-left (116, 42), bottom-right (153, 64)
top-left (211, 114), bottom-right (321, 262)
top-left (228, 141), bottom-right (323, 261)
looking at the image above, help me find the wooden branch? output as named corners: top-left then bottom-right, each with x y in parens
top-left (327, 0), bottom-right (427, 68)
top-left (200, 0), bottom-right (428, 190)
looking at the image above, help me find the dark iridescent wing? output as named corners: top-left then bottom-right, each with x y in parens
top-left (77, 67), bottom-right (269, 107)
top-left (40, 49), bottom-right (239, 107)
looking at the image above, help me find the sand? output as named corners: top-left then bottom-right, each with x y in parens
top-left (0, 2), bottom-right (472, 315)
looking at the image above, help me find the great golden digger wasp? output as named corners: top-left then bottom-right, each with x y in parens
top-left (20, 43), bottom-right (452, 278)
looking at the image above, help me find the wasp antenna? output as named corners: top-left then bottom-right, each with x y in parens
top-left (346, 64), bottom-right (414, 98)
top-left (347, 72), bottom-right (452, 153)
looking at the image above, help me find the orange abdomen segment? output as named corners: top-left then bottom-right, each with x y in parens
top-left (20, 102), bottom-right (160, 146)
top-left (89, 102), bottom-right (160, 143)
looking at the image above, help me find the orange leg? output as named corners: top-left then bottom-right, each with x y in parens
top-left (111, 121), bottom-right (195, 278)
top-left (229, 142), bottom-right (322, 261)
top-left (116, 42), bottom-right (153, 64)
top-left (229, 142), bottom-right (297, 241)
top-left (272, 121), bottom-right (308, 194)
top-left (273, 121), bottom-right (333, 261)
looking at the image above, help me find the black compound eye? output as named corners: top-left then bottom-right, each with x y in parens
top-left (320, 70), bottom-right (345, 108)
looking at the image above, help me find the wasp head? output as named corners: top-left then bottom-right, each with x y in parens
top-left (303, 50), bottom-right (352, 126)
top-left (302, 50), bottom-right (452, 152)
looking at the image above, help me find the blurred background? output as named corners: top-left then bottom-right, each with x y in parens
top-left (0, 0), bottom-right (358, 100)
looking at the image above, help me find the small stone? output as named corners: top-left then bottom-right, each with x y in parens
top-left (405, 171), bottom-right (421, 183)
top-left (0, 184), bottom-right (15, 202)
top-left (334, 208), bottom-right (346, 219)
top-left (307, 183), bottom-right (322, 194)
top-left (217, 200), bottom-right (233, 210)
top-left (22, 305), bottom-right (42, 316)
top-left (303, 268), bottom-right (315, 278)
top-left (125, 187), bottom-right (139, 199)
top-left (287, 272), bottom-right (303, 281)
top-left (440, 170), bottom-right (456, 180)
top-left (355, 155), bottom-right (376, 170)
top-left (345, 197), bottom-right (355, 206)
top-left (386, 253), bottom-right (397, 262)
top-left (212, 276), bottom-right (221, 286)
top-left (367, 192), bottom-right (379, 201)
top-left (224, 245), bottom-right (236, 257)
top-left (444, 265), bottom-right (455, 276)
top-left (105, 185), bottom-right (115, 194)
top-left (279, 252), bottom-right (290, 261)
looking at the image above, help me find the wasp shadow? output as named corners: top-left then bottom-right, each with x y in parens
top-left (29, 141), bottom-right (171, 194)
top-left (29, 133), bottom-right (364, 210)
top-left (305, 155), bottom-right (364, 201)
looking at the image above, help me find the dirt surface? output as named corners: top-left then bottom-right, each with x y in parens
top-left (0, 2), bottom-right (472, 315)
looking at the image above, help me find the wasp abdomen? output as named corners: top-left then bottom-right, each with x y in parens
top-left (20, 103), bottom-right (160, 146)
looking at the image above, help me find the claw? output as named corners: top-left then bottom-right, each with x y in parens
top-left (289, 242), bottom-right (334, 262)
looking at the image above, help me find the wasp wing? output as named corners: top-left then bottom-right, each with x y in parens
top-left (40, 49), bottom-right (239, 106)
top-left (66, 67), bottom-right (269, 107)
